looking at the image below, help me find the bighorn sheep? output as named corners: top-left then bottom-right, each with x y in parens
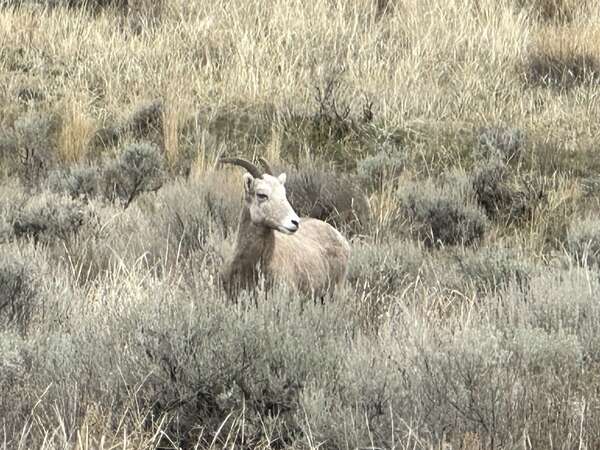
top-left (219, 157), bottom-right (351, 298)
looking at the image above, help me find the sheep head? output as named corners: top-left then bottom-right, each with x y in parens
top-left (220, 157), bottom-right (300, 234)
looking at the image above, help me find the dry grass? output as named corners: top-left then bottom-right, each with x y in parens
top-left (516, 0), bottom-right (595, 22)
top-left (524, 24), bottom-right (600, 88)
top-left (162, 85), bottom-right (194, 171)
top-left (57, 95), bottom-right (96, 163)
top-left (0, 0), bottom-right (597, 168)
top-left (519, 174), bottom-right (583, 253)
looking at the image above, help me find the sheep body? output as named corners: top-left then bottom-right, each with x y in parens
top-left (266, 218), bottom-right (351, 295)
top-left (219, 158), bottom-right (351, 298)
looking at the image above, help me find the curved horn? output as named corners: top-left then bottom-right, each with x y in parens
top-left (219, 157), bottom-right (262, 178)
top-left (258, 157), bottom-right (274, 175)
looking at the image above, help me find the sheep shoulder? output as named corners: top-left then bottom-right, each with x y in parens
top-left (267, 218), bottom-right (351, 295)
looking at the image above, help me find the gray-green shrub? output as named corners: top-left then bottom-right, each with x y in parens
top-left (4, 208), bottom-right (600, 449)
top-left (285, 166), bottom-right (370, 234)
top-left (132, 177), bottom-right (238, 270)
top-left (453, 246), bottom-right (533, 293)
top-left (13, 111), bottom-right (56, 188)
top-left (347, 239), bottom-right (424, 328)
top-left (410, 324), bottom-right (584, 449)
top-left (400, 180), bottom-right (487, 247)
top-left (126, 99), bottom-right (163, 139)
top-left (472, 158), bottom-right (542, 224)
top-left (475, 126), bottom-right (524, 162)
top-left (347, 239), bottom-right (423, 297)
top-left (0, 255), bottom-right (38, 334)
top-left (102, 142), bottom-right (165, 208)
top-left (356, 149), bottom-right (405, 189)
top-left (48, 164), bottom-right (100, 200)
top-left (472, 159), bottom-right (515, 218)
top-left (4, 170), bottom-right (600, 449)
top-left (12, 193), bottom-right (87, 243)
top-left (566, 216), bottom-right (600, 268)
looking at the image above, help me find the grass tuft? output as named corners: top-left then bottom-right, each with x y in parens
top-left (285, 166), bottom-right (371, 234)
top-left (12, 193), bottom-right (88, 243)
top-left (400, 179), bottom-right (487, 247)
top-left (472, 158), bottom-right (544, 225)
top-left (102, 141), bottom-right (165, 208)
top-left (0, 255), bottom-right (38, 334)
top-left (524, 25), bottom-right (600, 89)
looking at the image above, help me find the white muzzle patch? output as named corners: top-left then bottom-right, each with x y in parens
top-left (278, 213), bottom-right (300, 234)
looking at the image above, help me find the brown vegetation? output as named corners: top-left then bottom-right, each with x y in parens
top-left (524, 25), bottom-right (600, 88)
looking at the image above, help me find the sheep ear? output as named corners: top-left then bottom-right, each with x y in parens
top-left (278, 173), bottom-right (287, 185)
top-left (243, 173), bottom-right (255, 194)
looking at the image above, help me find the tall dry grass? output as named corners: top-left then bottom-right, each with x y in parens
top-left (0, 0), bottom-right (598, 161)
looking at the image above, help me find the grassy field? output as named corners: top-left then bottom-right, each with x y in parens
top-left (2, 0), bottom-right (600, 448)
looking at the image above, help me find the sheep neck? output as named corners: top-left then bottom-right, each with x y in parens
top-left (232, 205), bottom-right (275, 271)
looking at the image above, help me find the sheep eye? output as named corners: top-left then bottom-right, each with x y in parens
top-left (257, 193), bottom-right (268, 201)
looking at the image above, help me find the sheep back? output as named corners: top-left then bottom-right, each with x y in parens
top-left (267, 218), bottom-right (351, 296)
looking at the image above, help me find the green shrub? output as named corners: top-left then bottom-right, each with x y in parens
top-left (137, 177), bottom-right (238, 268)
top-left (16, 86), bottom-right (45, 103)
top-left (475, 126), bottom-right (524, 162)
top-left (400, 181), bottom-right (487, 247)
top-left (126, 99), bottom-right (164, 139)
top-left (48, 164), bottom-right (100, 200)
top-left (347, 239), bottom-right (423, 297)
top-left (103, 142), bottom-right (165, 208)
top-left (524, 26), bottom-right (600, 89)
top-left (0, 256), bottom-right (38, 334)
top-left (566, 216), bottom-right (600, 268)
top-left (454, 246), bottom-right (533, 293)
top-left (13, 111), bottom-right (56, 189)
top-left (472, 159), bottom-right (542, 224)
top-left (285, 166), bottom-right (371, 235)
top-left (12, 193), bottom-right (87, 243)
top-left (356, 149), bottom-right (405, 188)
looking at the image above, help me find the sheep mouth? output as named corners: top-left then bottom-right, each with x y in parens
top-left (277, 225), bottom-right (299, 234)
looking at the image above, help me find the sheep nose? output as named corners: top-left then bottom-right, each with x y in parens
top-left (291, 219), bottom-right (299, 228)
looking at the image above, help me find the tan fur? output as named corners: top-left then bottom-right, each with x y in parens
top-left (221, 168), bottom-right (351, 299)
top-left (267, 218), bottom-right (351, 295)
